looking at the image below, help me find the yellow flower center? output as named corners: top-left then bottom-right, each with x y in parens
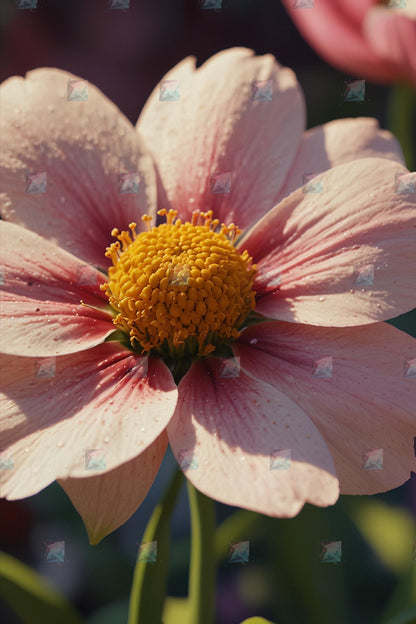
top-left (102, 209), bottom-right (256, 362)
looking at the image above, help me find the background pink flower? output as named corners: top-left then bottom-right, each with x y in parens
top-left (282, 0), bottom-right (416, 86)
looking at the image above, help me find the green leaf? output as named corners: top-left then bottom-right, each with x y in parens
top-left (0, 551), bottom-right (84, 624)
top-left (240, 619), bottom-right (275, 624)
top-left (187, 482), bottom-right (216, 624)
top-left (163, 596), bottom-right (189, 624)
top-left (127, 469), bottom-right (184, 624)
top-left (381, 565), bottom-right (416, 624)
top-left (387, 83), bottom-right (415, 170)
top-left (241, 615), bottom-right (273, 624)
top-left (350, 500), bottom-right (415, 574)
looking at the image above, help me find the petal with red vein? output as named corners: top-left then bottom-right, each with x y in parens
top-left (59, 432), bottom-right (167, 544)
top-left (167, 358), bottom-right (338, 517)
top-left (1, 222), bottom-right (113, 357)
top-left (137, 48), bottom-right (305, 233)
top-left (242, 158), bottom-right (416, 326)
top-left (0, 343), bottom-right (177, 499)
top-left (236, 321), bottom-right (416, 495)
top-left (0, 68), bottom-right (157, 268)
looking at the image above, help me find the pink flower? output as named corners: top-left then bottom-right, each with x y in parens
top-left (282, 0), bottom-right (416, 86)
top-left (1, 49), bottom-right (415, 544)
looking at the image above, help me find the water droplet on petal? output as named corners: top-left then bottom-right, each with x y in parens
top-left (56, 441), bottom-right (64, 448)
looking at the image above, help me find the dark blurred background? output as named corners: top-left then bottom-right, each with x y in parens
top-left (1, 1), bottom-right (415, 623)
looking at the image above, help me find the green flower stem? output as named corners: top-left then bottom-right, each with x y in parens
top-left (187, 482), bottom-right (216, 624)
top-left (387, 83), bottom-right (415, 171)
top-left (127, 468), bottom-right (184, 624)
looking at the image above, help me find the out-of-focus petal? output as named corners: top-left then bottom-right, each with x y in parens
top-left (59, 433), bottom-right (167, 544)
top-left (137, 48), bottom-right (305, 233)
top-left (242, 159), bottom-right (416, 326)
top-left (0, 68), bottom-right (157, 268)
top-left (167, 358), bottom-right (339, 517)
top-left (236, 321), bottom-right (416, 495)
top-left (0, 344), bottom-right (177, 499)
top-left (0, 222), bottom-right (113, 356)
top-left (363, 7), bottom-right (416, 86)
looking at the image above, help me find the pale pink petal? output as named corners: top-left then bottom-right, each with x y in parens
top-left (137, 48), bottom-right (305, 232)
top-left (281, 0), bottom-right (399, 83)
top-left (0, 344), bottom-right (177, 499)
top-left (241, 159), bottom-right (416, 326)
top-left (0, 222), bottom-right (113, 357)
top-left (277, 118), bottom-right (404, 201)
top-left (59, 433), bottom-right (167, 544)
top-left (236, 321), bottom-right (416, 495)
top-left (0, 68), bottom-right (157, 268)
top-left (363, 7), bottom-right (416, 86)
top-left (167, 358), bottom-right (339, 517)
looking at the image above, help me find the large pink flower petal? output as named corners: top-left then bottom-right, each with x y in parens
top-left (167, 358), bottom-right (339, 517)
top-left (0, 68), bottom-right (157, 268)
top-left (236, 321), bottom-right (416, 495)
top-left (0, 344), bottom-right (177, 499)
top-left (59, 433), bottom-right (167, 544)
top-left (277, 118), bottom-right (404, 201)
top-left (281, 0), bottom-right (399, 84)
top-left (137, 48), bottom-right (305, 232)
top-left (0, 222), bottom-right (113, 357)
top-left (363, 7), bottom-right (416, 86)
top-left (242, 158), bottom-right (416, 326)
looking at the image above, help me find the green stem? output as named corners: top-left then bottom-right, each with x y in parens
top-left (187, 482), bottom-right (216, 624)
top-left (127, 469), bottom-right (184, 624)
top-left (387, 83), bottom-right (415, 171)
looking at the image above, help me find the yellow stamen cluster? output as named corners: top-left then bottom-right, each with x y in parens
top-left (102, 209), bottom-right (256, 358)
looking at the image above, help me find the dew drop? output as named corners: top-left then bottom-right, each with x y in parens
top-left (318, 296), bottom-right (325, 302)
top-left (250, 338), bottom-right (258, 345)
top-left (56, 441), bottom-right (64, 448)
top-left (103, 436), bottom-right (110, 444)
top-left (140, 426), bottom-right (146, 432)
